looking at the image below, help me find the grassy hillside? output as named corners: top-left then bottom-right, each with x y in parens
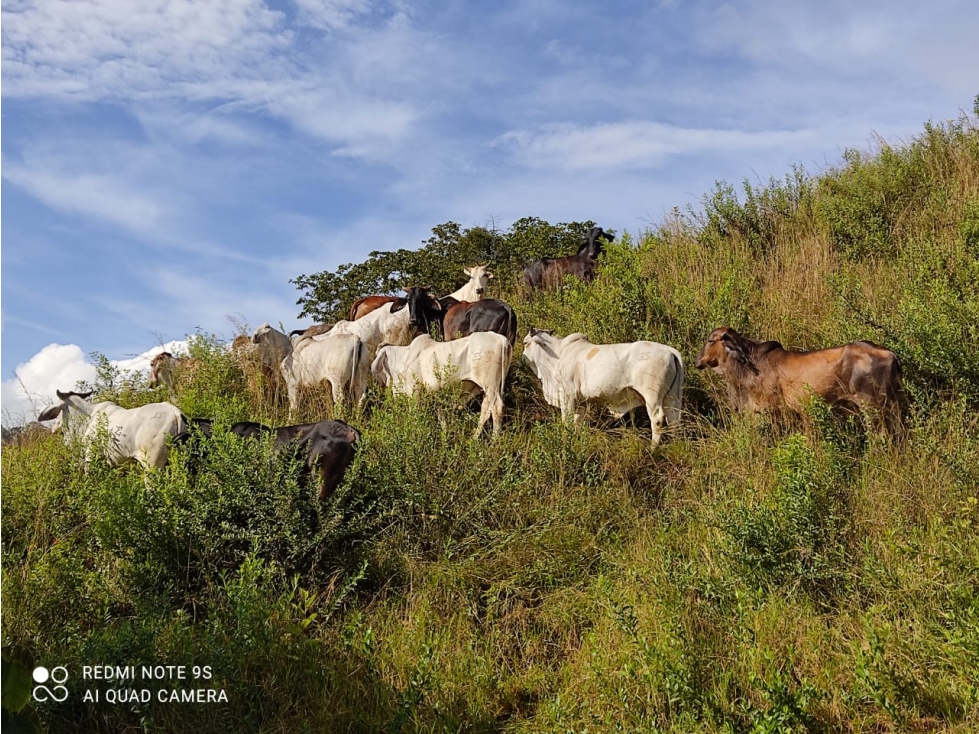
top-left (3, 111), bottom-right (978, 733)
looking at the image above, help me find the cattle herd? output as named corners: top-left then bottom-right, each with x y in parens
top-left (36, 226), bottom-right (904, 497)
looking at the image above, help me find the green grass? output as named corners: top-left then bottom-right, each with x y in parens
top-left (3, 110), bottom-right (978, 733)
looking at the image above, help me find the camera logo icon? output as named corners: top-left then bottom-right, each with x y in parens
top-left (32, 666), bottom-right (69, 702)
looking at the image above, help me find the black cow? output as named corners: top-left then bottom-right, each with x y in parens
top-left (174, 418), bottom-right (361, 498)
top-left (440, 298), bottom-right (518, 346)
top-left (520, 226), bottom-right (613, 291)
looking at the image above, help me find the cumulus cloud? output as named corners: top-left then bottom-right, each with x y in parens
top-left (1, 340), bottom-right (186, 427)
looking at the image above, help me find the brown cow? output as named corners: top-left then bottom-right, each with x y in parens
top-left (148, 352), bottom-right (197, 391)
top-left (289, 323), bottom-right (335, 339)
top-left (349, 296), bottom-right (403, 321)
top-left (694, 326), bottom-right (902, 433)
top-left (520, 226), bottom-right (613, 291)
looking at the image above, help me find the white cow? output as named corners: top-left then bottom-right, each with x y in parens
top-left (38, 390), bottom-right (187, 469)
top-left (252, 323), bottom-right (293, 376)
top-left (371, 333), bottom-right (512, 436)
top-left (445, 265), bottom-right (494, 302)
top-left (522, 329), bottom-right (683, 445)
top-left (280, 332), bottom-right (369, 418)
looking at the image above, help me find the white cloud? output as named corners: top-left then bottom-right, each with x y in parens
top-left (1, 340), bottom-right (186, 427)
top-left (1, 166), bottom-right (165, 233)
top-left (498, 120), bottom-right (815, 172)
top-left (1, 0), bottom-right (429, 157)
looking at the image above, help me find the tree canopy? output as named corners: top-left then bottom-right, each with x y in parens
top-left (292, 217), bottom-right (600, 322)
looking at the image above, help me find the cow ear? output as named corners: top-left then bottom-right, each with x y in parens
top-left (38, 404), bottom-right (63, 421)
top-left (429, 297), bottom-right (443, 312)
top-left (488, 271), bottom-right (495, 279)
top-left (390, 299), bottom-right (408, 313)
top-left (463, 267), bottom-right (472, 276)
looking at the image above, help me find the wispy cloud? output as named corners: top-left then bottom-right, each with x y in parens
top-left (498, 121), bottom-right (816, 172)
top-left (2, 165), bottom-right (166, 233)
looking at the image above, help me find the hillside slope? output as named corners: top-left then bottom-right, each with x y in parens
top-left (3, 111), bottom-right (978, 733)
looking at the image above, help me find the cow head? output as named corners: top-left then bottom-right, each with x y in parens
top-left (695, 327), bottom-right (756, 373)
top-left (401, 286), bottom-right (444, 335)
top-left (463, 264), bottom-right (494, 297)
top-left (148, 351), bottom-right (175, 388)
top-left (522, 328), bottom-right (555, 373)
top-left (579, 226), bottom-right (613, 259)
top-left (37, 390), bottom-right (94, 432)
top-left (251, 323), bottom-right (292, 369)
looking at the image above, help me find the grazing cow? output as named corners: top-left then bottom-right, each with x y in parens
top-left (174, 419), bottom-right (360, 498)
top-left (252, 323), bottom-right (293, 376)
top-left (441, 298), bottom-right (518, 346)
top-left (520, 226), bottom-right (613, 291)
top-left (694, 326), bottom-right (903, 432)
top-left (443, 264), bottom-right (494, 303)
top-left (349, 296), bottom-right (402, 321)
top-left (280, 332), bottom-right (369, 418)
top-left (371, 332), bottom-right (512, 436)
top-left (37, 390), bottom-right (186, 469)
top-left (522, 329), bottom-right (683, 446)
top-left (148, 351), bottom-right (195, 390)
top-left (329, 286), bottom-right (443, 351)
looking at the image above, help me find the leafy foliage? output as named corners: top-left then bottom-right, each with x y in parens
top-left (292, 217), bottom-right (598, 322)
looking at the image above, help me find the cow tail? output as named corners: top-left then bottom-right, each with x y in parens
top-left (507, 306), bottom-right (518, 346)
top-left (500, 338), bottom-right (512, 411)
top-left (349, 338), bottom-right (364, 406)
top-left (665, 352), bottom-right (683, 426)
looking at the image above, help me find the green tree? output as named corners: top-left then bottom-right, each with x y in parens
top-left (291, 218), bottom-right (600, 322)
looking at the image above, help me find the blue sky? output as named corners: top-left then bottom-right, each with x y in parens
top-left (2, 0), bottom-right (977, 423)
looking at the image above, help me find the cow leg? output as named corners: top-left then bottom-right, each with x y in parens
top-left (645, 400), bottom-right (666, 447)
top-left (474, 392), bottom-right (504, 438)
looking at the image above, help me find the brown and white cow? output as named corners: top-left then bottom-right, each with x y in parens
top-left (694, 326), bottom-right (903, 432)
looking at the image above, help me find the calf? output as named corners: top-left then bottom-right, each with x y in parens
top-left (520, 226), bottom-right (613, 291)
top-left (694, 326), bottom-right (903, 432)
top-left (522, 329), bottom-right (683, 446)
top-left (371, 332), bottom-right (512, 437)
